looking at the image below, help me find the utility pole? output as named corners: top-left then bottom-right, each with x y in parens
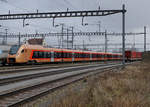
top-left (133, 35), bottom-right (135, 50)
top-left (67, 28), bottom-right (69, 49)
top-left (144, 26), bottom-right (146, 52)
top-left (2, 33), bottom-right (5, 45)
top-left (18, 32), bottom-right (21, 45)
top-left (122, 4), bottom-right (126, 68)
top-left (83, 40), bottom-right (85, 50)
top-left (23, 19), bottom-right (25, 27)
top-left (3, 28), bottom-right (8, 45)
top-left (61, 24), bottom-right (64, 49)
top-left (98, 21), bottom-right (101, 32)
top-left (105, 30), bottom-right (107, 53)
top-left (71, 26), bottom-right (74, 49)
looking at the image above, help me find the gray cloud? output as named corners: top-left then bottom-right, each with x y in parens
top-left (0, 0), bottom-right (149, 51)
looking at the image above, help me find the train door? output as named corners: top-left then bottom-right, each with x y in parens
top-left (61, 50), bottom-right (64, 62)
top-left (51, 51), bottom-right (54, 62)
top-left (90, 53), bottom-right (92, 60)
top-left (72, 52), bottom-right (74, 62)
top-left (24, 46), bottom-right (28, 62)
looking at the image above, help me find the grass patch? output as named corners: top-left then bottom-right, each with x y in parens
top-left (51, 62), bottom-right (150, 107)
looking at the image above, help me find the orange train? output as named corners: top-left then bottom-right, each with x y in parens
top-left (7, 44), bottom-right (123, 64)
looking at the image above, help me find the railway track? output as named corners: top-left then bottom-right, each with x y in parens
top-left (0, 62), bottom-right (86, 71)
top-left (0, 62), bottom-right (105, 73)
top-left (0, 63), bottom-right (116, 86)
top-left (0, 62), bottom-right (124, 107)
top-left (0, 62), bottom-right (109, 72)
top-left (0, 61), bottom-right (121, 71)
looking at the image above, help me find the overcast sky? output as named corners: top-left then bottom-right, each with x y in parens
top-left (0, 0), bottom-right (149, 51)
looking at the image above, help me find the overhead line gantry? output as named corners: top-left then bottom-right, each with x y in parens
top-left (0, 10), bottom-right (124, 20)
top-left (0, 5), bottom-right (127, 67)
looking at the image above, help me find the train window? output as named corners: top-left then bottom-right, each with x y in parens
top-left (101, 54), bottom-right (104, 58)
top-left (97, 54), bottom-right (101, 58)
top-left (107, 55), bottom-right (111, 58)
top-left (32, 51), bottom-right (52, 59)
top-left (43, 51), bottom-right (49, 58)
top-left (78, 53), bottom-right (80, 58)
top-left (66, 53), bottom-right (69, 58)
top-left (92, 54), bottom-right (97, 58)
top-left (57, 52), bottom-right (62, 58)
top-left (87, 54), bottom-right (90, 58)
top-left (83, 53), bottom-right (90, 58)
top-left (45, 52), bottom-right (48, 58)
top-left (97, 54), bottom-right (99, 58)
top-left (78, 53), bottom-right (81, 58)
top-left (83, 53), bottom-right (85, 58)
top-left (63, 53), bottom-right (66, 58)
top-left (75, 53), bottom-right (80, 58)
top-left (54, 52), bottom-right (57, 58)
top-left (63, 52), bottom-right (71, 58)
top-left (54, 52), bottom-right (61, 58)
top-left (95, 54), bottom-right (97, 58)
top-left (42, 52), bottom-right (44, 58)
top-left (74, 53), bottom-right (77, 58)
top-left (79, 53), bottom-right (82, 58)
top-left (43, 52), bottom-right (47, 58)
top-left (81, 53), bottom-right (84, 58)
top-left (110, 55), bottom-right (112, 58)
top-left (32, 51), bottom-right (38, 58)
top-left (39, 52), bottom-right (43, 58)
top-left (75, 53), bottom-right (77, 58)
top-left (69, 53), bottom-right (72, 58)
top-left (9, 45), bottom-right (20, 55)
top-left (79, 53), bottom-right (81, 58)
top-left (47, 52), bottom-right (51, 58)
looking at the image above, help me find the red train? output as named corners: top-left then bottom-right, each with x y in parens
top-left (125, 50), bottom-right (142, 61)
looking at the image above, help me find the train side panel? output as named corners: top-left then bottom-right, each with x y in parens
top-left (8, 44), bottom-right (124, 64)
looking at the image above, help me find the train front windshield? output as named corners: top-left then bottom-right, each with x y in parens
top-left (9, 45), bottom-right (20, 55)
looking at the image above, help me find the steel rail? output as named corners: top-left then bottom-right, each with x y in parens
top-left (0, 62), bottom-right (103, 73)
top-left (0, 61), bottom-right (120, 73)
top-left (0, 63), bottom-right (118, 86)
